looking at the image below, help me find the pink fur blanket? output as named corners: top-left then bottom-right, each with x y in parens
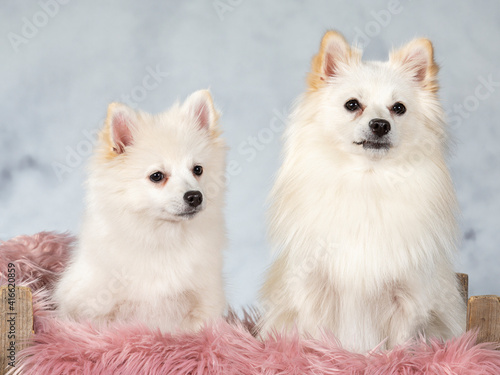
top-left (1, 232), bottom-right (500, 375)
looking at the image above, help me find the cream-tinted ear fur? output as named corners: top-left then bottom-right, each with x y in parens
top-left (100, 102), bottom-right (138, 159)
top-left (182, 90), bottom-right (221, 136)
top-left (307, 30), bottom-right (361, 90)
top-left (389, 38), bottom-right (439, 92)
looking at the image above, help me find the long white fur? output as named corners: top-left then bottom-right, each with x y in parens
top-left (259, 32), bottom-right (465, 352)
top-left (54, 90), bottom-right (227, 333)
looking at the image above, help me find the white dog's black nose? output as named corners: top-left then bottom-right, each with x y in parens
top-left (369, 118), bottom-right (391, 137)
top-left (184, 190), bottom-right (203, 208)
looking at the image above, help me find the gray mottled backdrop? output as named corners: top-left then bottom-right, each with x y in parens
top-left (1, 1), bottom-right (499, 310)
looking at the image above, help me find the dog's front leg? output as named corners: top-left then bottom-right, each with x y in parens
top-left (180, 285), bottom-right (225, 332)
top-left (384, 283), bottom-right (430, 348)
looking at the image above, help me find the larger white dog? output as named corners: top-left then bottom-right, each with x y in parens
top-left (259, 31), bottom-right (465, 352)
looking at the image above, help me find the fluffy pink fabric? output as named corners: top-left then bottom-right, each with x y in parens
top-left (0, 231), bottom-right (73, 291)
top-left (2, 232), bottom-right (500, 375)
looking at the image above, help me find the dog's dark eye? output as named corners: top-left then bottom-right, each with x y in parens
top-left (149, 171), bottom-right (164, 183)
top-left (345, 99), bottom-right (360, 112)
top-left (392, 102), bottom-right (406, 115)
top-left (193, 165), bottom-right (203, 176)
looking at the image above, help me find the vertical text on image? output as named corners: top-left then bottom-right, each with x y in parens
top-left (6, 263), bottom-right (17, 368)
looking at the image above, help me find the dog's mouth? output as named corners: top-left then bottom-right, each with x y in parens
top-left (354, 140), bottom-right (391, 150)
top-left (175, 209), bottom-right (200, 219)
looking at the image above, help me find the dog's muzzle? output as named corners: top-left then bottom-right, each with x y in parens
top-left (354, 118), bottom-right (392, 150)
top-left (369, 118), bottom-right (390, 138)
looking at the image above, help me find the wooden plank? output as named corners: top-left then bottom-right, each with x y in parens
top-left (467, 295), bottom-right (500, 345)
top-left (457, 273), bottom-right (469, 306)
top-left (0, 286), bottom-right (33, 375)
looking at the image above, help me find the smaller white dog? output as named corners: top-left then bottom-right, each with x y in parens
top-left (54, 90), bottom-right (227, 332)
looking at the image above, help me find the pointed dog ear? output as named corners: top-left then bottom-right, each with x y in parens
top-left (389, 38), bottom-right (439, 92)
top-left (308, 30), bottom-right (361, 90)
top-left (183, 89), bottom-right (220, 133)
top-left (104, 103), bottom-right (137, 154)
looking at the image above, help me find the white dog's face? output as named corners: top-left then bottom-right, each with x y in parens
top-left (93, 90), bottom-right (225, 223)
top-left (308, 32), bottom-right (443, 161)
top-left (322, 63), bottom-right (410, 157)
top-left (127, 137), bottom-right (212, 222)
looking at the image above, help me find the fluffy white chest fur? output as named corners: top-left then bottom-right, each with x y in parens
top-left (259, 32), bottom-right (465, 352)
top-left (55, 90), bottom-right (227, 332)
